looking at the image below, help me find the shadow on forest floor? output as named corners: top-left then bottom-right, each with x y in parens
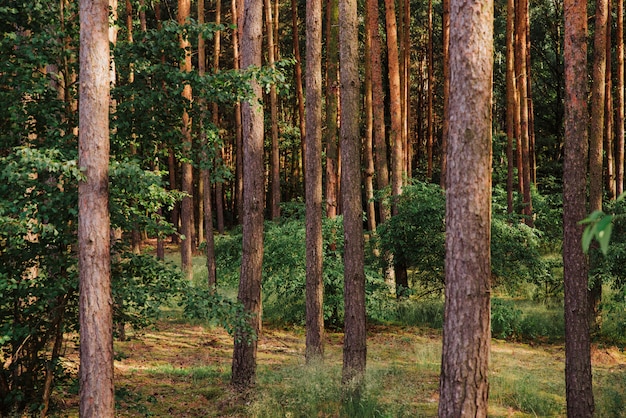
top-left (51, 318), bottom-right (626, 417)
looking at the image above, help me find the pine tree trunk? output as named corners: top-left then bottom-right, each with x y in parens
top-left (232, 0), bottom-right (244, 224)
top-left (339, 0), bottom-right (366, 395)
top-left (516, 0), bottom-right (533, 226)
top-left (366, 0), bottom-right (390, 223)
top-left (441, 0), bottom-right (450, 189)
top-left (231, 0), bottom-right (264, 389)
top-left (266, 0), bottom-right (280, 220)
top-left (78, 0), bottom-right (114, 414)
top-left (563, 0), bottom-right (595, 413)
top-left (506, 0), bottom-right (516, 214)
top-left (325, 0), bottom-right (340, 220)
top-left (618, 0), bottom-right (625, 196)
top-left (364, 12), bottom-right (376, 233)
top-left (606, 1), bottom-right (616, 201)
top-left (179, 0), bottom-right (194, 280)
top-left (427, 0), bottom-right (434, 180)
top-left (305, 0), bottom-right (324, 362)
top-left (384, 0), bottom-right (404, 215)
top-left (438, 0), bottom-right (493, 412)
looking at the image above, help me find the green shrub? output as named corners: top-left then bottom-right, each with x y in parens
top-left (491, 298), bottom-right (522, 339)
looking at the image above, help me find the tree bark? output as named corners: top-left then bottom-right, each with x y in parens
top-left (516, 0), bottom-right (533, 226)
top-left (506, 0), bottom-right (516, 214)
top-left (232, 0), bottom-right (244, 224)
top-left (231, 0), bottom-right (264, 389)
top-left (292, 0), bottom-right (306, 188)
top-left (438, 0), bottom-right (493, 413)
top-left (606, 1), bottom-right (616, 201)
top-left (366, 0), bottom-right (390, 224)
top-left (199, 0), bottom-right (217, 287)
top-left (266, 0), bottom-right (280, 220)
top-left (563, 0), bottom-right (595, 413)
top-left (325, 0), bottom-right (340, 220)
top-left (364, 8), bottom-right (377, 233)
top-left (305, 0), bottom-right (324, 362)
top-left (178, 0), bottom-right (194, 280)
top-left (339, 0), bottom-right (366, 395)
top-left (384, 0), bottom-right (404, 215)
top-left (78, 0), bottom-right (114, 415)
top-left (427, 0), bottom-right (434, 180)
top-left (440, 0), bottom-right (450, 189)
top-left (618, 0), bottom-right (625, 196)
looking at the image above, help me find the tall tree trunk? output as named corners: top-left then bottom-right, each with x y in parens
top-left (525, 4), bottom-right (537, 185)
top-left (563, 0), bottom-right (595, 413)
top-left (384, 0), bottom-right (408, 294)
top-left (403, 0), bottom-right (411, 178)
top-left (305, 0), bottom-right (324, 362)
top-left (366, 0), bottom-right (390, 223)
top-left (618, 0), bottom-right (625, 196)
top-left (441, 0), bottom-right (450, 189)
top-left (200, 0), bottom-right (217, 287)
top-left (438, 0), bottom-right (493, 413)
top-left (427, 0), bottom-right (434, 180)
top-left (364, 10), bottom-right (377, 233)
top-left (292, 0), bottom-right (306, 189)
top-left (588, 0), bottom-right (609, 329)
top-left (232, 0), bottom-right (244, 224)
top-left (325, 0), bottom-right (340, 220)
top-left (516, 0), bottom-right (533, 226)
top-left (339, 0), bottom-right (366, 395)
top-left (231, 0), bottom-right (264, 389)
top-left (384, 0), bottom-right (404, 215)
top-left (78, 0), bottom-right (114, 415)
top-left (212, 0), bottom-right (225, 236)
top-left (606, 1), bottom-right (616, 200)
top-left (266, 0), bottom-right (281, 220)
top-left (179, 0), bottom-right (194, 281)
top-left (506, 0), bottom-right (516, 214)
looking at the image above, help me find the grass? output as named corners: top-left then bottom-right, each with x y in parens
top-left (47, 253), bottom-right (626, 417)
top-left (50, 317), bottom-right (626, 417)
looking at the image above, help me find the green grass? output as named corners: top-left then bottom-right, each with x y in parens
top-left (47, 252), bottom-right (626, 417)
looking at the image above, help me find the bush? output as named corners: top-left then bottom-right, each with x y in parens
top-left (378, 181), bottom-right (555, 294)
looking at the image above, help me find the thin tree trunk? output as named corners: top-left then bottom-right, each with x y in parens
top-left (403, 0), bottom-right (411, 178)
top-left (232, 0), bottom-right (244, 224)
top-left (178, 0), bottom-right (194, 280)
top-left (506, 0), bottom-right (516, 214)
top-left (199, 0), bottom-right (217, 287)
top-left (364, 11), bottom-right (377, 233)
top-left (441, 0), bottom-right (450, 189)
top-left (563, 0), bottom-right (595, 412)
top-left (438, 0), bottom-right (493, 411)
top-left (231, 0), bottom-right (264, 389)
top-left (516, 0), bottom-right (533, 226)
top-left (305, 0), bottom-right (324, 362)
top-left (266, 0), bottom-right (280, 220)
top-left (339, 0), bottom-right (366, 395)
top-left (525, 2), bottom-right (536, 185)
top-left (588, 0), bottom-right (609, 330)
top-left (292, 0), bottom-right (306, 184)
top-left (78, 0), bottom-right (114, 414)
top-left (366, 0), bottom-right (390, 223)
top-left (618, 0), bottom-right (625, 196)
top-left (384, 0), bottom-right (404, 215)
top-left (325, 0), bottom-right (340, 220)
top-left (427, 0), bottom-right (434, 180)
top-left (606, 1), bottom-right (616, 200)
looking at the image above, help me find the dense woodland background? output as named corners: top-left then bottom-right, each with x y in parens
top-left (2, 0), bottom-right (626, 416)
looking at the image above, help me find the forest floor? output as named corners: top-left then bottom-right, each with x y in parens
top-left (51, 315), bottom-right (626, 417)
